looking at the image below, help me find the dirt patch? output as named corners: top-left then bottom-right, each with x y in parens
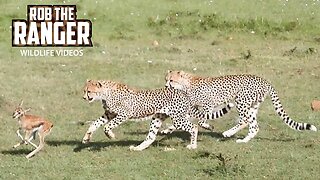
top-left (311, 100), bottom-right (320, 111)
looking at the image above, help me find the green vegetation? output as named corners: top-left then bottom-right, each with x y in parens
top-left (0, 0), bottom-right (319, 179)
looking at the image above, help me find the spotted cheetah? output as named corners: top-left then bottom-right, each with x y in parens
top-left (165, 70), bottom-right (317, 143)
top-left (82, 80), bottom-right (233, 151)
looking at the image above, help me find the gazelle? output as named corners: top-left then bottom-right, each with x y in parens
top-left (12, 101), bottom-right (53, 159)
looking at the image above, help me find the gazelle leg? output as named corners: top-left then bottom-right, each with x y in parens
top-left (13, 129), bottom-right (25, 148)
top-left (14, 129), bottom-right (38, 148)
top-left (16, 129), bottom-right (24, 140)
top-left (13, 141), bottom-right (25, 148)
top-left (30, 128), bottom-right (38, 140)
top-left (25, 139), bottom-right (38, 148)
top-left (26, 132), bottom-right (45, 159)
top-left (24, 130), bottom-right (38, 148)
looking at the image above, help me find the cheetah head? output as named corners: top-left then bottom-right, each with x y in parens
top-left (83, 80), bottom-right (106, 103)
top-left (83, 80), bottom-right (128, 103)
top-left (165, 70), bottom-right (191, 91)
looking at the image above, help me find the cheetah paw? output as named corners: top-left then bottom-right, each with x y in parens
top-left (129, 145), bottom-right (143, 151)
top-left (222, 130), bottom-right (234, 138)
top-left (200, 124), bottom-right (214, 131)
top-left (205, 126), bottom-right (214, 132)
top-left (186, 144), bottom-right (197, 150)
top-left (236, 139), bottom-right (249, 143)
top-left (160, 129), bottom-right (172, 135)
top-left (82, 138), bottom-right (90, 144)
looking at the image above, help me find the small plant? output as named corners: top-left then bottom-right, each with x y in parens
top-left (283, 47), bottom-right (317, 57)
top-left (241, 50), bottom-right (252, 60)
top-left (194, 151), bottom-right (246, 177)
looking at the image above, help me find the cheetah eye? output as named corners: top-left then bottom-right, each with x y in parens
top-left (170, 80), bottom-right (173, 82)
top-left (87, 91), bottom-right (91, 93)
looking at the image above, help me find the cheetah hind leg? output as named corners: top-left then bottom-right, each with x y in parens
top-left (222, 100), bottom-right (251, 138)
top-left (130, 114), bottom-right (164, 151)
top-left (198, 120), bottom-right (214, 131)
top-left (236, 106), bottom-right (259, 143)
top-left (172, 118), bottom-right (198, 150)
top-left (236, 119), bottom-right (259, 143)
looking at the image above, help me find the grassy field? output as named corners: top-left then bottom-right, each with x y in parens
top-left (1, 0), bottom-right (320, 179)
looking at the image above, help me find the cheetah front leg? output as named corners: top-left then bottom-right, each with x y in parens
top-left (130, 113), bottom-right (166, 151)
top-left (103, 114), bottom-right (128, 139)
top-left (82, 111), bottom-right (116, 144)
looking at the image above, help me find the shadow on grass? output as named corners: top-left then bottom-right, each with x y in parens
top-left (72, 131), bottom-right (201, 152)
top-left (125, 130), bottom-right (191, 140)
top-left (125, 130), bottom-right (227, 140)
top-left (72, 140), bottom-right (143, 152)
top-left (215, 136), bottom-right (296, 143)
top-left (46, 139), bottom-right (143, 152)
top-left (1, 149), bottom-right (30, 155)
top-left (126, 130), bottom-right (210, 143)
top-left (47, 140), bottom-right (81, 147)
top-left (255, 136), bottom-right (296, 142)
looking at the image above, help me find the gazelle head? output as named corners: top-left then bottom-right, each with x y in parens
top-left (12, 101), bottom-right (30, 119)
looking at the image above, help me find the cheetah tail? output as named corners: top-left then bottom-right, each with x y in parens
top-left (269, 86), bottom-right (317, 131)
top-left (191, 103), bottom-right (234, 120)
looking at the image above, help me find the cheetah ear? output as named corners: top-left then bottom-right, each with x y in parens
top-left (97, 81), bottom-right (103, 88)
top-left (167, 70), bottom-right (172, 73)
top-left (179, 70), bottom-right (186, 77)
top-left (86, 79), bottom-right (90, 82)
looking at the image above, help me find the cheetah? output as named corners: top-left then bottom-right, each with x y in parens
top-left (81, 80), bottom-right (233, 151)
top-left (165, 70), bottom-right (317, 143)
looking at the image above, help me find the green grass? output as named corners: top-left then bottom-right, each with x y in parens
top-left (1, 0), bottom-right (320, 179)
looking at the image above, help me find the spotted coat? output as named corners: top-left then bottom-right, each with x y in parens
top-left (81, 80), bottom-right (233, 151)
top-left (165, 71), bottom-right (317, 143)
